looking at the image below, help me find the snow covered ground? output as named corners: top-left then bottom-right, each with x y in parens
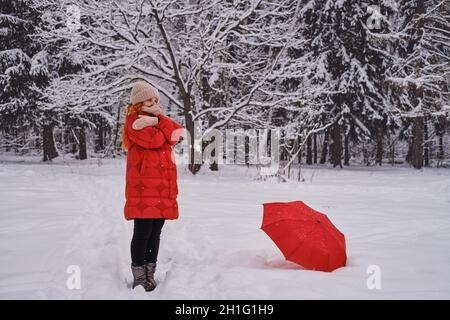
top-left (1, 155), bottom-right (450, 299)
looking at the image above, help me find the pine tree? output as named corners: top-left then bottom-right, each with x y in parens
top-left (385, 0), bottom-right (450, 169)
top-left (0, 0), bottom-right (42, 152)
top-left (301, 0), bottom-right (396, 167)
top-left (0, 0), bottom-right (63, 160)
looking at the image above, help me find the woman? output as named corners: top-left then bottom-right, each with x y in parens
top-left (122, 81), bottom-right (183, 291)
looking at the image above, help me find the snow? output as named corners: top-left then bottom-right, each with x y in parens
top-left (30, 50), bottom-right (50, 78)
top-left (0, 155), bottom-right (450, 299)
top-left (0, 49), bottom-right (30, 65)
top-left (0, 14), bottom-right (28, 25)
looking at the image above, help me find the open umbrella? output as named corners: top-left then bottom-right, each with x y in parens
top-left (261, 201), bottom-right (346, 272)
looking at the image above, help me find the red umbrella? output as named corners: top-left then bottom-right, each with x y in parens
top-left (261, 201), bottom-right (346, 272)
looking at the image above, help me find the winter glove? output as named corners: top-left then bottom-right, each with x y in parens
top-left (132, 115), bottom-right (159, 130)
top-left (142, 105), bottom-right (164, 116)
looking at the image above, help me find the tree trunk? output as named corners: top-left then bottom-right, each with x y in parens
top-left (406, 141), bottom-right (412, 164)
top-left (209, 148), bottom-right (219, 171)
top-left (208, 109), bottom-right (219, 171)
top-left (113, 104), bottom-right (122, 156)
top-left (298, 136), bottom-right (302, 164)
top-left (410, 0), bottom-right (425, 170)
top-left (424, 117), bottom-right (429, 167)
top-left (96, 117), bottom-right (104, 153)
top-left (313, 133), bottom-right (318, 164)
top-left (438, 134), bottom-right (444, 159)
top-left (362, 141), bottom-right (369, 166)
top-left (42, 124), bottom-right (58, 161)
top-left (155, 10), bottom-right (201, 174)
top-left (320, 131), bottom-right (329, 164)
top-left (184, 111), bottom-right (202, 174)
top-left (411, 116), bottom-right (424, 169)
top-left (70, 132), bottom-right (77, 154)
top-left (376, 121), bottom-right (383, 166)
top-left (330, 123), bottom-right (342, 168)
top-left (78, 126), bottom-right (87, 160)
top-left (306, 134), bottom-right (312, 165)
top-left (344, 133), bottom-right (350, 166)
top-left (389, 134), bottom-right (395, 166)
top-left (436, 115), bottom-right (446, 167)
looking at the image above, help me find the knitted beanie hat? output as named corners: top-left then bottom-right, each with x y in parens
top-left (130, 81), bottom-right (160, 105)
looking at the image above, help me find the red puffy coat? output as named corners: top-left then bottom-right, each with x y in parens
top-left (124, 113), bottom-right (183, 220)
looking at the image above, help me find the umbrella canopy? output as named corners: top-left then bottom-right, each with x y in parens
top-left (261, 201), bottom-right (346, 272)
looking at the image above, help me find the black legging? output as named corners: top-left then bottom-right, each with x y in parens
top-left (131, 218), bottom-right (165, 266)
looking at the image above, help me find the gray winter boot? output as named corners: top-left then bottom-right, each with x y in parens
top-left (145, 262), bottom-right (157, 291)
top-left (131, 265), bottom-right (152, 291)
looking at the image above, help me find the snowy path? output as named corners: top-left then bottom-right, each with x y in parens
top-left (1, 156), bottom-right (450, 299)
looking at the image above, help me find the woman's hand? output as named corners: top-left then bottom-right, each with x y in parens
top-left (132, 115), bottom-right (159, 130)
top-left (142, 105), bottom-right (163, 116)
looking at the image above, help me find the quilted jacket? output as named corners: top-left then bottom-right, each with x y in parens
top-left (124, 113), bottom-right (183, 220)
